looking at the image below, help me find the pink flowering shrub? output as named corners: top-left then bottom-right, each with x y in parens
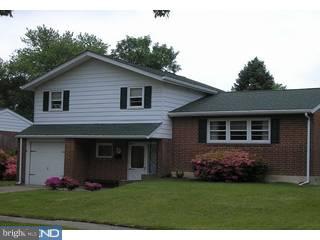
top-left (191, 150), bottom-right (267, 182)
top-left (0, 149), bottom-right (17, 180)
top-left (45, 177), bottom-right (62, 190)
top-left (84, 181), bottom-right (102, 191)
top-left (60, 176), bottom-right (80, 191)
top-left (3, 156), bottom-right (17, 180)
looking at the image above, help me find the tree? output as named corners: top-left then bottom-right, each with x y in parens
top-left (111, 35), bottom-right (181, 73)
top-left (232, 57), bottom-right (286, 91)
top-left (1, 25), bottom-right (109, 119)
top-left (153, 10), bottom-right (170, 18)
top-left (0, 10), bottom-right (12, 17)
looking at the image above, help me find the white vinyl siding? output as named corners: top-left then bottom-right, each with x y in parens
top-left (0, 110), bottom-right (32, 132)
top-left (207, 118), bottom-right (271, 144)
top-left (33, 59), bottom-right (205, 139)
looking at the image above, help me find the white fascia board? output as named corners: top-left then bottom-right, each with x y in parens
top-left (168, 109), bottom-right (312, 117)
top-left (21, 51), bottom-right (217, 94)
top-left (15, 134), bottom-right (149, 139)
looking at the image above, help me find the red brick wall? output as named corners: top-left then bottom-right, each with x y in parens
top-left (172, 115), bottom-right (308, 176)
top-left (87, 140), bottom-right (128, 181)
top-left (64, 139), bottom-right (90, 182)
top-left (157, 139), bottom-right (173, 176)
top-left (311, 112), bottom-right (320, 176)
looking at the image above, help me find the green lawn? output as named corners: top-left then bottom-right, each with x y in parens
top-left (0, 181), bottom-right (15, 187)
top-left (0, 179), bottom-right (319, 229)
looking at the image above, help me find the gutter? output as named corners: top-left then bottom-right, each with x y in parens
top-left (16, 138), bottom-right (23, 185)
top-left (15, 134), bottom-right (150, 139)
top-left (169, 109), bottom-right (312, 117)
top-left (299, 112), bottom-right (311, 186)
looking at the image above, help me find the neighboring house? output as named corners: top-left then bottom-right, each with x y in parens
top-left (16, 50), bottom-right (320, 185)
top-left (0, 108), bottom-right (32, 150)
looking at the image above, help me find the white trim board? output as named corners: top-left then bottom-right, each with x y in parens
top-left (21, 51), bottom-right (217, 94)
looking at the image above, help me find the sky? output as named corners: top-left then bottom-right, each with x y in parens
top-left (1, 10), bottom-right (320, 91)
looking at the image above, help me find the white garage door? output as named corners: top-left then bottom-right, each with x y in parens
top-left (28, 141), bottom-right (65, 185)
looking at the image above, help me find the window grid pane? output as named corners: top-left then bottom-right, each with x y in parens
top-left (51, 91), bottom-right (62, 109)
top-left (130, 88), bottom-right (142, 97)
top-left (209, 121), bottom-right (226, 140)
top-left (98, 145), bottom-right (113, 157)
top-left (230, 121), bottom-right (247, 140)
top-left (250, 120), bottom-right (269, 141)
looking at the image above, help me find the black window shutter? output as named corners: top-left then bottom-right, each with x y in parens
top-left (144, 86), bottom-right (152, 109)
top-left (198, 119), bottom-right (207, 143)
top-left (271, 119), bottom-right (280, 144)
top-left (43, 91), bottom-right (49, 112)
top-left (63, 90), bottom-right (70, 111)
top-left (120, 87), bottom-right (127, 109)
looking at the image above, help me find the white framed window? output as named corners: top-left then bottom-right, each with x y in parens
top-left (50, 91), bottom-right (63, 111)
top-left (207, 118), bottom-right (271, 144)
top-left (96, 143), bottom-right (113, 158)
top-left (128, 87), bottom-right (144, 108)
top-left (209, 120), bottom-right (226, 141)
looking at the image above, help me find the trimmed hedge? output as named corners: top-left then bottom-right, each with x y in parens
top-left (191, 150), bottom-right (267, 182)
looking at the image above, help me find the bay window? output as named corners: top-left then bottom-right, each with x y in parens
top-left (207, 118), bottom-right (270, 143)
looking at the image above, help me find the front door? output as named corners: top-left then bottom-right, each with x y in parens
top-left (127, 143), bottom-right (148, 180)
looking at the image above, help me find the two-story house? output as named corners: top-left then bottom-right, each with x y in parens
top-left (16, 51), bottom-right (218, 185)
top-left (17, 50), bottom-right (320, 185)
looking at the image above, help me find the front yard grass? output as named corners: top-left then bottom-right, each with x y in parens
top-left (0, 181), bottom-right (15, 187)
top-left (0, 179), bottom-right (319, 229)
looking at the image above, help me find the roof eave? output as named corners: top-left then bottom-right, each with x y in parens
top-left (168, 109), bottom-right (313, 117)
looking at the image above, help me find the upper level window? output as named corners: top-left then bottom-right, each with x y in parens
top-left (128, 87), bottom-right (144, 108)
top-left (50, 91), bottom-right (62, 111)
top-left (207, 118), bottom-right (270, 143)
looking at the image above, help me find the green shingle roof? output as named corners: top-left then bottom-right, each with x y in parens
top-left (170, 88), bottom-right (320, 114)
top-left (17, 123), bottom-right (161, 138)
top-left (107, 53), bottom-right (222, 93)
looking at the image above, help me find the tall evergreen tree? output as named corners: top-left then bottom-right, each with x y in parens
top-left (232, 57), bottom-right (286, 91)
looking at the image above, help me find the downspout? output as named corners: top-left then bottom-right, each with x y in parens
top-left (299, 113), bottom-right (311, 186)
top-left (16, 138), bottom-right (23, 185)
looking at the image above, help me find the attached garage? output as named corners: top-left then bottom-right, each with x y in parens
top-left (26, 140), bottom-right (65, 185)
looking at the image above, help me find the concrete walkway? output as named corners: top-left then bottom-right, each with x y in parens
top-left (0, 215), bottom-right (133, 230)
top-left (0, 186), bottom-right (41, 193)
